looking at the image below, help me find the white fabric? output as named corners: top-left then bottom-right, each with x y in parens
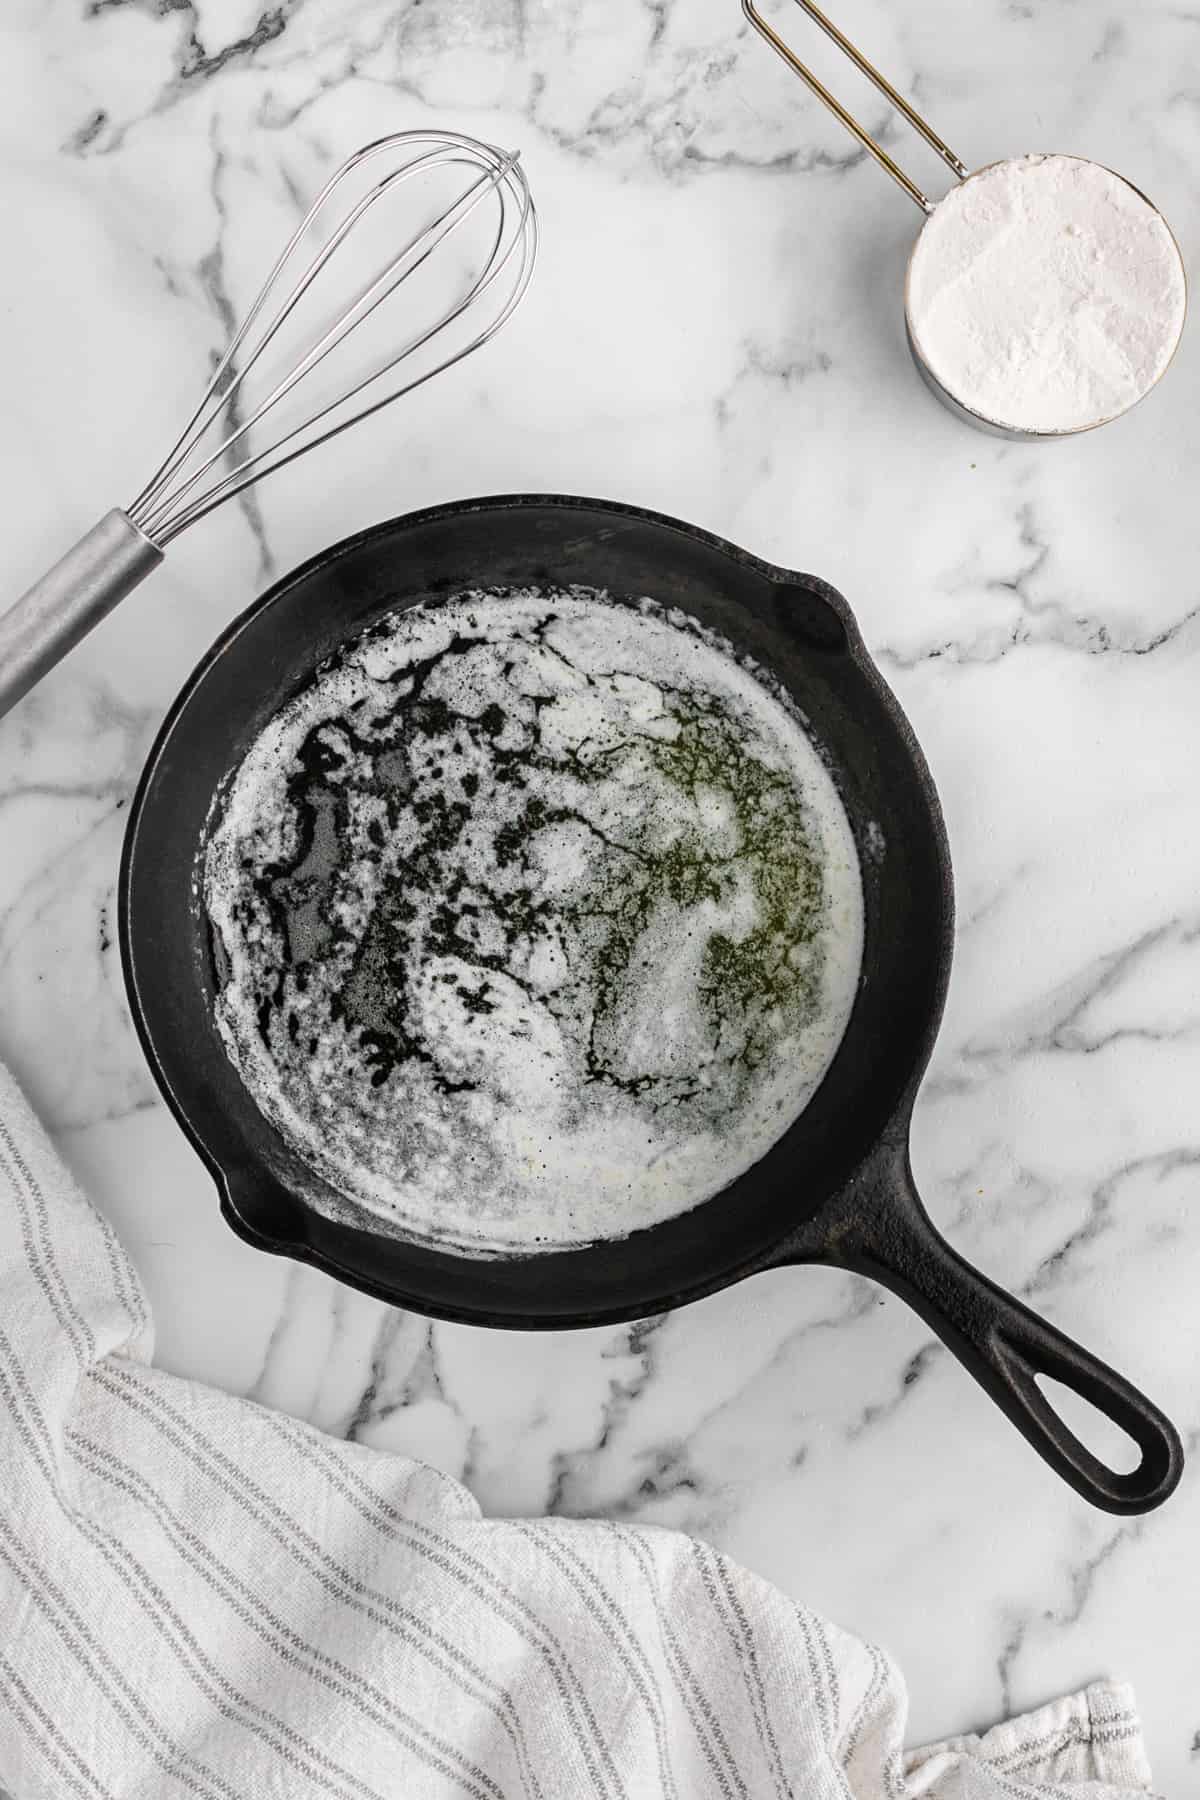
top-left (0, 1060), bottom-right (1158, 1799)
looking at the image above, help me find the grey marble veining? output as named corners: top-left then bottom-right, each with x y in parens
top-left (1, 0), bottom-right (1199, 1787)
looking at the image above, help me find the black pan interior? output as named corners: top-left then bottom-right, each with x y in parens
top-left (120, 496), bottom-right (952, 1324)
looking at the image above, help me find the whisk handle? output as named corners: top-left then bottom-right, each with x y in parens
top-left (0, 510), bottom-right (162, 720)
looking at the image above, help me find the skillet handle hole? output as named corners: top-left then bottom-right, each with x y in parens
top-left (1033, 1374), bottom-right (1142, 1476)
top-left (988, 1322), bottom-right (1181, 1510)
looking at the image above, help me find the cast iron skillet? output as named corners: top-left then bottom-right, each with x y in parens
top-left (120, 494), bottom-right (1183, 1515)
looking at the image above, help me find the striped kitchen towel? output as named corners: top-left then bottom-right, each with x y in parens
top-left (0, 1058), bottom-right (1158, 1799)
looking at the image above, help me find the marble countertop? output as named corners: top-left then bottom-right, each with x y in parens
top-left (3, 0), bottom-right (1198, 1787)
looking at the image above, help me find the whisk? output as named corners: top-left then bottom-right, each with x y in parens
top-left (0, 128), bottom-right (537, 721)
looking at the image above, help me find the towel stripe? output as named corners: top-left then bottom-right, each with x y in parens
top-left (70, 1429), bottom-right (538, 1800)
top-left (263, 1407), bottom-right (620, 1797)
top-left (0, 1650), bottom-right (115, 1800)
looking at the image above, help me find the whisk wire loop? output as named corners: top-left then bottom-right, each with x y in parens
top-left (128, 131), bottom-right (536, 546)
top-left (137, 154), bottom-right (506, 538)
top-left (151, 179), bottom-right (534, 541)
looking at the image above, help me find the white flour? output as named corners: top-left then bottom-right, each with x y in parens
top-left (204, 589), bottom-right (864, 1256)
top-left (906, 154), bottom-right (1186, 434)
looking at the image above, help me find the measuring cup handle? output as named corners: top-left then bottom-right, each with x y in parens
top-left (741, 0), bottom-right (966, 211)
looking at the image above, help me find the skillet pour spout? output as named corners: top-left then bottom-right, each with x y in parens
top-left (120, 493), bottom-right (1184, 1515)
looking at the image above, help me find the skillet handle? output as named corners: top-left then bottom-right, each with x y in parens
top-left (814, 1137), bottom-right (1183, 1514)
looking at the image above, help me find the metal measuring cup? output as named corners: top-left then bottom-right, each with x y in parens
top-left (742, 0), bottom-right (1188, 439)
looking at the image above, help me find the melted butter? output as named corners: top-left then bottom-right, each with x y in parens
top-left (204, 589), bottom-right (864, 1255)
